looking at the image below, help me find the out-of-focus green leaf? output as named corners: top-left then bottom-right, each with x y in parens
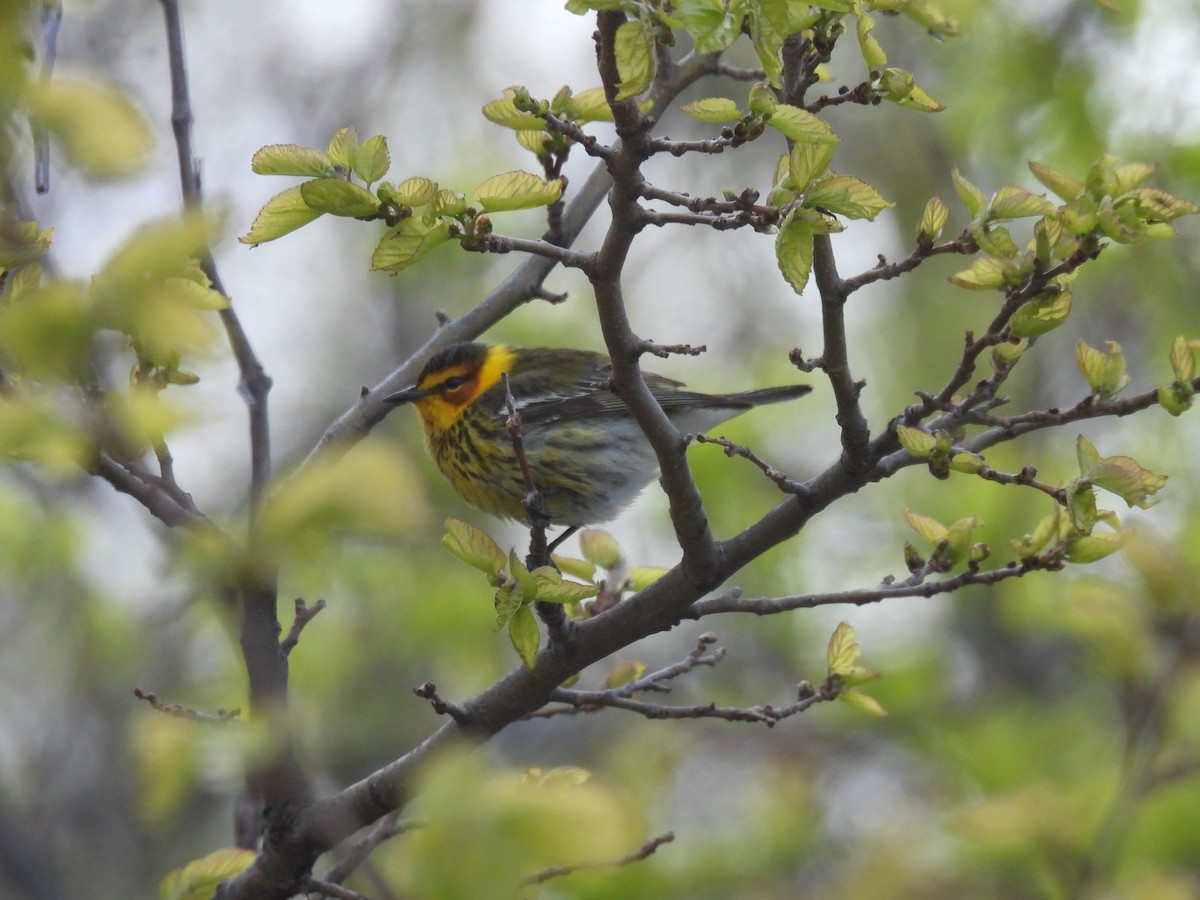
top-left (680, 97), bottom-right (742, 123)
top-left (160, 848), bottom-right (255, 900)
top-left (29, 77), bottom-right (153, 178)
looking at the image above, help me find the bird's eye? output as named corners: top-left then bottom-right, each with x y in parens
top-left (440, 374), bottom-right (471, 391)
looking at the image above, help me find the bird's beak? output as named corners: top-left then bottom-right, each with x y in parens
top-left (383, 385), bottom-right (427, 405)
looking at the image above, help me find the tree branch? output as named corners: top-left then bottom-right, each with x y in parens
top-left (159, 0), bottom-right (273, 520)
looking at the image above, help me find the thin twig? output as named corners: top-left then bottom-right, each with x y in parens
top-left (32, 0), bottom-right (62, 194)
top-left (134, 688), bottom-right (241, 724)
top-left (690, 556), bottom-right (1062, 617)
top-left (412, 682), bottom-right (472, 726)
top-left (521, 832), bottom-right (676, 885)
top-left (319, 812), bottom-right (421, 888)
top-left (281, 598), bottom-right (327, 656)
top-left (159, 0), bottom-right (273, 521)
top-left (695, 433), bottom-right (805, 494)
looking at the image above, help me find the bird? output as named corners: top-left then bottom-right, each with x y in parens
top-left (385, 342), bottom-right (811, 530)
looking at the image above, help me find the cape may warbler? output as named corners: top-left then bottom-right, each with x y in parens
top-left (385, 342), bottom-right (811, 527)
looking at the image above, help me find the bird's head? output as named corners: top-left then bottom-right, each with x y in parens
top-left (385, 342), bottom-right (516, 433)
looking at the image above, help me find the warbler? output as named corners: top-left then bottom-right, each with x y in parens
top-left (385, 342), bottom-right (811, 527)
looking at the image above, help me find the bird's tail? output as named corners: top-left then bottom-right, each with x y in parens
top-left (727, 384), bottom-right (813, 407)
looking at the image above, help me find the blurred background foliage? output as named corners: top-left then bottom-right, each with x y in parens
top-left (1, 0), bottom-right (1199, 897)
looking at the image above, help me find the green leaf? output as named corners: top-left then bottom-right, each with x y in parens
top-left (902, 0), bottom-right (961, 37)
top-left (948, 256), bottom-right (1010, 290)
top-left (1075, 339), bottom-right (1129, 399)
top-left (602, 661), bottom-right (646, 690)
top-left (950, 452), bottom-right (985, 474)
top-left (327, 127), bottom-right (359, 169)
top-left (579, 528), bottom-right (625, 570)
top-left (680, 97), bottom-right (743, 123)
top-left (239, 185), bottom-right (325, 245)
top-left (1028, 160), bottom-right (1083, 201)
top-left (564, 87), bottom-right (615, 124)
top-left (1169, 335), bottom-right (1197, 383)
top-left (352, 135), bottom-right (390, 184)
top-left (1129, 187), bottom-right (1200, 223)
top-left (299, 178), bottom-right (380, 217)
top-left (856, 14), bottom-right (887, 69)
top-left (529, 567), bottom-right (599, 604)
top-left (160, 848), bottom-right (256, 900)
top-left (474, 171), bottom-right (563, 212)
top-left (840, 689), bottom-right (889, 717)
top-left (1009, 290), bottom-right (1072, 338)
top-left (508, 603), bottom-right (541, 668)
top-left (951, 168), bottom-right (987, 218)
top-left (775, 211), bottom-right (815, 294)
top-left (29, 77), bottom-right (154, 178)
top-left (805, 175), bottom-right (893, 220)
top-left (905, 507), bottom-right (948, 544)
top-left (429, 189), bottom-right (468, 219)
top-left (250, 144), bottom-right (334, 178)
top-left (972, 222), bottom-right (1020, 259)
top-left (1089, 454), bottom-right (1168, 509)
top-left (614, 19), bottom-right (656, 100)
top-left (1065, 531), bottom-right (1124, 564)
top-left (482, 95), bottom-right (547, 131)
top-left (787, 140), bottom-right (835, 192)
top-left (826, 621), bottom-right (860, 675)
top-left (879, 68), bottom-right (945, 112)
top-left (764, 104), bottom-right (838, 143)
top-left (917, 195), bottom-right (949, 240)
top-left (1113, 161), bottom-right (1157, 194)
top-left (371, 218), bottom-right (452, 273)
top-left (390, 176), bottom-right (440, 207)
top-left (679, 0), bottom-right (742, 53)
top-left (989, 185), bottom-right (1056, 219)
top-left (1157, 384), bottom-right (1193, 417)
top-left (550, 554), bottom-right (597, 582)
top-left (626, 566), bottom-right (668, 591)
top-left (895, 424), bottom-right (935, 457)
top-left (443, 517), bottom-right (506, 577)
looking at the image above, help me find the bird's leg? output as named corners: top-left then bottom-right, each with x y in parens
top-left (502, 374), bottom-right (575, 653)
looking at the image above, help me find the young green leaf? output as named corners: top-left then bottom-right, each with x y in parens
top-left (390, 176), bottom-right (440, 207)
top-left (765, 104), bottom-right (838, 144)
top-left (160, 848), bottom-right (256, 900)
top-left (1009, 290), bottom-right (1072, 338)
top-left (917, 195), bottom-right (949, 241)
top-left (805, 175), bottom-right (893, 220)
top-left (299, 178), bottom-right (380, 217)
top-left (529, 567), bottom-right (599, 604)
top-left (840, 690), bottom-right (889, 717)
top-left (564, 87), bottom-right (615, 124)
top-left (788, 140), bottom-right (835, 193)
top-left (550, 554), bottom-right (597, 583)
top-left (989, 185), bottom-right (1056, 220)
top-left (680, 97), bottom-right (743, 123)
top-left (482, 95), bottom-right (547, 131)
top-left (948, 256), bottom-right (1010, 290)
top-left (775, 211), bottom-right (815, 294)
top-left (508, 603), bottom-right (541, 668)
top-left (1065, 531), bottom-right (1124, 564)
top-left (614, 18), bottom-right (655, 100)
top-left (327, 127), bottom-right (359, 169)
top-left (371, 218), bottom-right (452, 273)
top-left (1169, 335), bottom-right (1197, 383)
top-left (1075, 339), bottom-right (1129, 399)
top-left (29, 77), bottom-right (154, 178)
top-left (905, 507), bottom-right (948, 544)
top-left (626, 566), bottom-right (669, 591)
top-left (602, 661), bottom-right (646, 690)
top-left (443, 517), bottom-right (506, 577)
top-left (895, 424), bottom-right (936, 457)
top-left (826, 621), bottom-right (860, 675)
top-left (856, 14), bottom-right (887, 69)
top-left (679, 0), bottom-right (741, 54)
top-left (579, 528), bottom-right (625, 570)
top-left (474, 171), bottom-right (563, 212)
top-left (352, 135), bottom-right (390, 184)
top-left (951, 168), bottom-right (987, 218)
top-left (1028, 160), bottom-right (1083, 201)
top-left (250, 144), bottom-right (335, 178)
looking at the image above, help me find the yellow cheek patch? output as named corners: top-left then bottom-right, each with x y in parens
top-left (473, 344), bottom-right (517, 400)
